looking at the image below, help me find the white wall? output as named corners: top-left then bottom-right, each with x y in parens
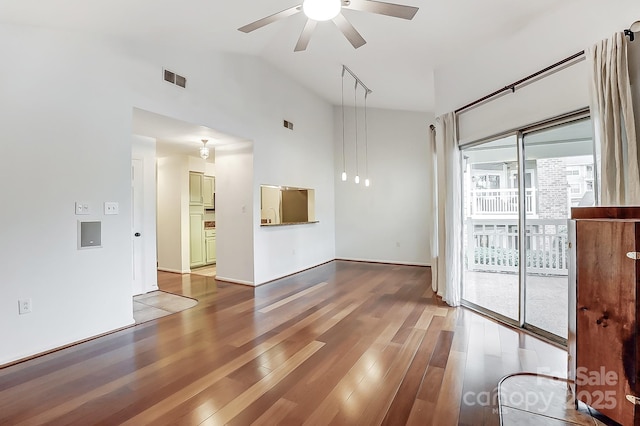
top-left (156, 156), bottom-right (188, 273)
top-left (132, 135), bottom-right (159, 294)
top-left (334, 107), bottom-right (434, 265)
top-left (434, 0), bottom-right (640, 116)
top-left (0, 22), bottom-right (336, 363)
top-left (0, 25), bottom-right (134, 364)
top-left (250, 64), bottom-right (337, 285)
top-left (216, 143), bottom-right (255, 285)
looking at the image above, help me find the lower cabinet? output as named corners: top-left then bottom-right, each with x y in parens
top-left (205, 229), bottom-right (216, 264)
top-left (189, 211), bottom-right (205, 268)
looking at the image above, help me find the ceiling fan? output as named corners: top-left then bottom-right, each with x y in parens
top-left (238, 0), bottom-right (419, 52)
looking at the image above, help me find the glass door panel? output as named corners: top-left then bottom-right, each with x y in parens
top-left (522, 118), bottom-right (595, 339)
top-left (462, 135), bottom-right (519, 322)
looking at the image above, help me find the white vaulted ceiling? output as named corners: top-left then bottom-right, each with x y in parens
top-left (0, 0), bottom-right (581, 112)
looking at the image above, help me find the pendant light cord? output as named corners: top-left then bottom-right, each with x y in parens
top-left (340, 65), bottom-right (373, 184)
top-left (341, 70), bottom-right (346, 173)
top-left (364, 92), bottom-right (369, 179)
top-left (354, 81), bottom-right (359, 177)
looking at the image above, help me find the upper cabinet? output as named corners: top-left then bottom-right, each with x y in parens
top-left (189, 172), bottom-right (203, 205)
top-left (203, 176), bottom-right (215, 210)
top-left (190, 172), bottom-right (215, 208)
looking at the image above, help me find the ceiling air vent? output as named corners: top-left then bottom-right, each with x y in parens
top-left (163, 69), bottom-right (187, 88)
top-left (283, 120), bottom-right (293, 130)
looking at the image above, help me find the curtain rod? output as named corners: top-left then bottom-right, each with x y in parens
top-left (342, 65), bottom-right (372, 95)
top-left (454, 50), bottom-right (585, 114)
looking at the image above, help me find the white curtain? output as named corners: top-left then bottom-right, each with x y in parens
top-left (587, 32), bottom-right (640, 205)
top-left (434, 112), bottom-right (461, 306)
top-left (427, 125), bottom-right (438, 293)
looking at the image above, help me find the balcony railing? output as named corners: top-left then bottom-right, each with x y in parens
top-left (469, 188), bottom-right (536, 216)
top-left (465, 218), bottom-right (568, 276)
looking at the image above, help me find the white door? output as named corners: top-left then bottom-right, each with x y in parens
top-left (132, 159), bottom-right (144, 296)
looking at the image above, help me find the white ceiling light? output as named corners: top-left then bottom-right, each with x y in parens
top-left (303, 0), bottom-right (341, 22)
top-left (199, 139), bottom-right (209, 160)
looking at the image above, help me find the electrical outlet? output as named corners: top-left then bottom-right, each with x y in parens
top-left (18, 298), bottom-right (32, 315)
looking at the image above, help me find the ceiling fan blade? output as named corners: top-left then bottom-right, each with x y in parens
top-left (343, 0), bottom-right (419, 20)
top-left (294, 19), bottom-right (318, 52)
top-left (332, 14), bottom-right (366, 49)
top-left (238, 5), bottom-right (302, 33)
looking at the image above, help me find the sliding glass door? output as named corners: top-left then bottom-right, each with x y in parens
top-left (462, 134), bottom-right (520, 323)
top-left (522, 119), bottom-right (595, 340)
top-left (461, 114), bottom-right (595, 343)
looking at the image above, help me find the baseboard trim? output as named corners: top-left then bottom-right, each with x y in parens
top-left (336, 257), bottom-right (430, 267)
top-left (254, 260), bottom-right (335, 287)
top-left (251, 259), bottom-right (427, 287)
top-left (157, 267), bottom-right (189, 274)
top-left (215, 276), bottom-right (255, 287)
top-left (0, 321), bottom-right (135, 369)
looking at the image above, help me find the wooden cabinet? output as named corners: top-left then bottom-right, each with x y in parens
top-left (189, 172), bottom-right (203, 205)
top-left (570, 207), bottom-right (640, 425)
top-left (189, 209), bottom-right (205, 267)
top-left (203, 176), bottom-right (215, 209)
top-left (190, 172), bottom-right (215, 209)
top-left (205, 229), bottom-right (216, 264)
top-left (189, 172), bottom-right (216, 268)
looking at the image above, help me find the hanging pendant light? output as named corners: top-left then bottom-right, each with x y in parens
top-left (354, 80), bottom-right (360, 185)
top-left (341, 65), bottom-right (373, 187)
top-left (364, 90), bottom-right (370, 187)
top-left (341, 68), bottom-right (347, 181)
top-left (199, 139), bottom-right (209, 160)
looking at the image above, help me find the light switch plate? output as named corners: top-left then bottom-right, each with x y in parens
top-left (104, 202), bottom-right (119, 215)
top-left (75, 202), bottom-right (90, 215)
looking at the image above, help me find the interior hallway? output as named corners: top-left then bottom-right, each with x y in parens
top-left (0, 261), bottom-right (566, 425)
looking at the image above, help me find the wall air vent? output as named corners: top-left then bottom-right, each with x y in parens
top-left (163, 68), bottom-right (187, 88)
top-left (283, 120), bottom-right (293, 130)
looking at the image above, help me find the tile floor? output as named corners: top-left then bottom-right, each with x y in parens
top-left (190, 265), bottom-right (216, 277)
top-left (499, 374), bottom-right (611, 425)
top-left (133, 291), bottom-right (198, 324)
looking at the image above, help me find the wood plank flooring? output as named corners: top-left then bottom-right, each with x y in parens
top-left (0, 261), bottom-right (567, 425)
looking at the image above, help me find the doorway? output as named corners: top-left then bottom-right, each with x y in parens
top-left (461, 113), bottom-right (595, 343)
top-left (131, 107), bottom-right (256, 289)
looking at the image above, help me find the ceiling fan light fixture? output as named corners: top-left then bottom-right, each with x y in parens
top-left (303, 0), bottom-right (341, 21)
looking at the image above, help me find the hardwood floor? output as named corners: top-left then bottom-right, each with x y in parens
top-left (0, 261), bottom-right (567, 425)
